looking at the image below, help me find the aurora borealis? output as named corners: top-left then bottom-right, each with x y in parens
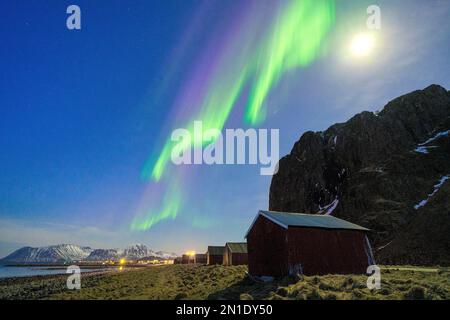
top-left (133, 0), bottom-right (335, 231)
top-left (2, 0), bottom-right (450, 256)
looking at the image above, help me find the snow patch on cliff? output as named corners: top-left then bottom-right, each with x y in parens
top-left (414, 175), bottom-right (450, 210)
top-left (414, 130), bottom-right (449, 154)
top-left (319, 197), bottom-right (339, 215)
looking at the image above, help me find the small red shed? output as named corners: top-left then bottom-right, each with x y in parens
top-left (246, 211), bottom-right (374, 277)
top-left (195, 253), bottom-right (207, 264)
top-left (174, 257), bottom-right (182, 264)
top-left (206, 246), bottom-right (225, 265)
top-left (181, 254), bottom-right (191, 264)
top-left (223, 242), bottom-right (248, 266)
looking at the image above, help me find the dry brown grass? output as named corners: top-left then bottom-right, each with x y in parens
top-left (1, 264), bottom-right (449, 300)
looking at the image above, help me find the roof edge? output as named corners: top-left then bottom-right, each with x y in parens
top-left (245, 210), bottom-right (288, 239)
top-left (245, 210), bottom-right (370, 237)
top-left (225, 242), bottom-right (248, 253)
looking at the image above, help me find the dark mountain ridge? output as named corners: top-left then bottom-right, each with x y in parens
top-left (270, 84), bottom-right (450, 265)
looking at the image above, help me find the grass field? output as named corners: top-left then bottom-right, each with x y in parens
top-left (0, 264), bottom-right (449, 300)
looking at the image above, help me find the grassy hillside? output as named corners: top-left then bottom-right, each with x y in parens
top-left (1, 264), bottom-right (449, 300)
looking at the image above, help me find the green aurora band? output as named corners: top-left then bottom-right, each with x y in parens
top-left (131, 178), bottom-right (181, 231)
top-left (132, 0), bottom-right (335, 231)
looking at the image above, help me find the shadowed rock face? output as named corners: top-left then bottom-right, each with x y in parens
top-left (269, 85), bottom-right (450, 265)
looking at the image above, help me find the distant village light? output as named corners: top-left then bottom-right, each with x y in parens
top-left (119, 258), bottom-right (126, 265)
top-left (186, 251), bottom-right (196, 257)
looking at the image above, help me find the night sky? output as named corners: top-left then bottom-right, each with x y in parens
top-left (1, 0), bottom-right (449, 257)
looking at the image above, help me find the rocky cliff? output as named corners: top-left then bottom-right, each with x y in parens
top-left (269, 84), bottom-right (450, 265)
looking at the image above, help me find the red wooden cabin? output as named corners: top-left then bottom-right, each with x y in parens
top-left (246, 211), bottom-right (374, 277)
top-left (223, 242), bottom-right (248, 266)
top-left (206, 246), bottom-right (225, 265)
top-left (195, 253), bottom-right (207, 264)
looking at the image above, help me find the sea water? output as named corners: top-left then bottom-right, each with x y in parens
top-left (0, 265), bottom-right (102, 279)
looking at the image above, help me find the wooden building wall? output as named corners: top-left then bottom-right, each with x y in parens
top-left (247, 215), bottom-right (370, 277)
top-left (223, 247), bottom-right (231, 266)
top-left (247, 215), bottom-right (288, 277)
top-left (223, 247), bottom-right (248, 266)
top-left (195, 254), bottom-right (207, 264)
top-left (286, 227), bottom-right (369, 275)
top-left (230, 253), bottom-right (248, 266)
top-left (207, 254), bottom-right (223, 265)
top-left (181, 254), bottom-right (190, 264)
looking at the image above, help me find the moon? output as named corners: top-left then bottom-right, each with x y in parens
top-left (350, 33), bottom-right (376, 58)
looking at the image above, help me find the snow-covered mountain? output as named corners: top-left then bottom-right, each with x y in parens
top-left (123, 244), bottom-right (153, 259)
top-left (85, 248), bottom-right (123, 261)
top-left (154, 251), bottom-right (178, 260)
top-left (0, 244), bottom-right (93, 263)
top-left (0, 244), bottom-right (177, 263)
top-left (86, 244), bottom-right (177, 261)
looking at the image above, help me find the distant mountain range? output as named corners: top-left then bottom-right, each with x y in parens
top-left (0, 244), bottom-right (178, 264)
top-left (85, 244), bottom-right (178, 261)
top-left (270, 84), bottom-right (450, 265)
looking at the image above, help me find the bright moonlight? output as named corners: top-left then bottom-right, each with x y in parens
top-left (350, 33), bottom-right (375, 57)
